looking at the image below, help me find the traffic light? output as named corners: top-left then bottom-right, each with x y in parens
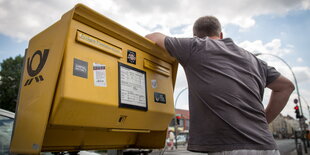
top-left (294, 98), bottom-right (300, 119)
top-left (295, 105), bottom-right (301, 119)
top-left (176, 115), bottom-right (181, 125)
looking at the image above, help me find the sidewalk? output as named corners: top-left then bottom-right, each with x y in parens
top-left (290, 140), bottom-right (310, 155)
top-left (290, 146), bottom-right (310, 155)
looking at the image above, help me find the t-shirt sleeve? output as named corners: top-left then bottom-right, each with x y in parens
top-left (164, 37), bottom-right (194, 65)
top-left (258, 59), bottom-right (281, 86)
top-left (266, 65), bottom-right (281, 86)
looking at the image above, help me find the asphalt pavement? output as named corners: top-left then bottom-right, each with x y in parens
top-left (277, 139), bottom-right (296, 155)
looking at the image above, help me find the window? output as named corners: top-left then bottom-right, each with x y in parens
top-left (185, 119), bottom-right (190, 130)
top-left (179, 119), bottom-right (184, 126)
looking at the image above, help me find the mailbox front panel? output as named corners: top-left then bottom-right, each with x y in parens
top-left (49, 19), bottom-right (175, 130)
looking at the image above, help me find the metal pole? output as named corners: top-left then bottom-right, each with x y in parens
top-left (300, 96), bottom-right (310, 122)
top-left (175, 88), bottom-right (188, 107)
top-left (301, 96), bottom-right (310, 147)
top-left (174, 87), bottom-right (188, 149)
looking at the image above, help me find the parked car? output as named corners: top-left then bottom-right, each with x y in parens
top-left (166, 134), bottom-right (188, 146)
top-left (0, 109), bottom-right (15, 155)
top-left (175, 134), bottom-right (187, 146)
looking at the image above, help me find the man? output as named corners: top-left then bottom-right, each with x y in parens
top-left (146, 16), bottom-right (295, 155)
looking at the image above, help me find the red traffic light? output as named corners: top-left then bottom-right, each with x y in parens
top-left (294, 106), bottom-right (299, 110)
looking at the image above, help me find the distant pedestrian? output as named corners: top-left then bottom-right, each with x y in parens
top-left (146, 16), bottom-right (294, 155)
top-left (167, 130), bottom-right (175, 150)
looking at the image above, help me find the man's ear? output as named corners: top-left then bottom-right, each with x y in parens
top-left (220, 32), bottom-right (223, 39)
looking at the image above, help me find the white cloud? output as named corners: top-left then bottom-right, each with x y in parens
top-left (173, 65), bottom-right (189, 109)
top-left (174, 65), bottom-right (188, 92)
top-left (297, 57), bottom-right (303, 63)
top-left (0, 0), bottom-right (309, 41)
top-left (238, 39), bottom-right (293, 56)
top-left (302, 0), bottom-right (310, 9)
top-left (293, 67), bottom-right (310, 83)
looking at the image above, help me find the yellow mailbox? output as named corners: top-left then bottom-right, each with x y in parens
top-left (10, 4), bottom-right (178, 154)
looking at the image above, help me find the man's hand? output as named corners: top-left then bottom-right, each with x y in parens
top-left (265, 75), bottom-right (295, 123)
top-left (145, 32), bottom-right (167, 50)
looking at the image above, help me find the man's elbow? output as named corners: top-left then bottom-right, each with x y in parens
top-left (268, 75), bottom-right (295, 93)
top-left (286, 81), bottom-right (295, 93)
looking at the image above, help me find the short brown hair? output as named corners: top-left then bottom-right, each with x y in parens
top-left (193, 16), bottom-right (222, 38)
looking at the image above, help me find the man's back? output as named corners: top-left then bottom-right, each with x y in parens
top-left (145, 15), bottom-right (294, 154)
top-left (165, 37), bottom-right (279, 152)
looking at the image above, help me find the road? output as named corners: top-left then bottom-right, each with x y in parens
top-left (277, 139), bottom-right (296, 155)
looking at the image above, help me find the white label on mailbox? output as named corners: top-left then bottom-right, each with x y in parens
top-left (120, 65), bottom-right (146, 108)
top-left (93, 63), bottom-right (107, 87)
top-left (151, 79), bottom-right (157, 88)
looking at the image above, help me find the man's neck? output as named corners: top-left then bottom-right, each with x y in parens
top-left (209, 36), bottom-right (221, 40)
top-left (208, 33), bottom-right (223, 40)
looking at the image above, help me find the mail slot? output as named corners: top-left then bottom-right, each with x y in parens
top-left (10, 4), bottom-right (178, 154)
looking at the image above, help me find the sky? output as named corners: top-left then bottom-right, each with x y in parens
top-left (0, 0), bottom-right (310, 120)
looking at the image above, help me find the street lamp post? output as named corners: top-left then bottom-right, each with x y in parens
top-left (300, 96), bottom-right (310, 122)
top-left (300, 96), bottom-right (310, 147)
top-left (174, 87), bottom-right (188, 149)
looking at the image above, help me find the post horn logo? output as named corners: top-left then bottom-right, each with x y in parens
top-left (24, 49), bottom-right (49, 86)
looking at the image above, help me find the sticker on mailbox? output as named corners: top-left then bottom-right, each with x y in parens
top-left (73, 58), bottom-right (88, 79)
top-left (127, 50), bottom-right (136, 64)
top-left (93, 63), bottom-right (107, 87)
top-left (119, 63), bottom-right (147, 111)
top-left (154, 92), bottom-right (166, 104)
top-left (151, 79), bottom-right (157, 88)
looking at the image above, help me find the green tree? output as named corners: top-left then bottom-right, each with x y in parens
top-left (0, 55), bottom-right (24, 112)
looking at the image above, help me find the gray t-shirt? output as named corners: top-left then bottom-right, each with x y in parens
top-left (165, 37), bottom-right (280, 152)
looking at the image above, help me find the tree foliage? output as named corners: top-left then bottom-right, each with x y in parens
top-left (0, 55), bottom-right (24, 112)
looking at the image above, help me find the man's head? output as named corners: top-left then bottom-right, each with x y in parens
top-left (193, 16), bottom-right (222, 39)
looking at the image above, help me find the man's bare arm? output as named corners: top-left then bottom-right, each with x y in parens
top-left (145, 32), bottom-right (167, 50)
top-left (265, 75), bottom-right (295, 123)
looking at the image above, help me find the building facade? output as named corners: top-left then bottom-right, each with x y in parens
top-left (269, 114), bottom-right (300, 139)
